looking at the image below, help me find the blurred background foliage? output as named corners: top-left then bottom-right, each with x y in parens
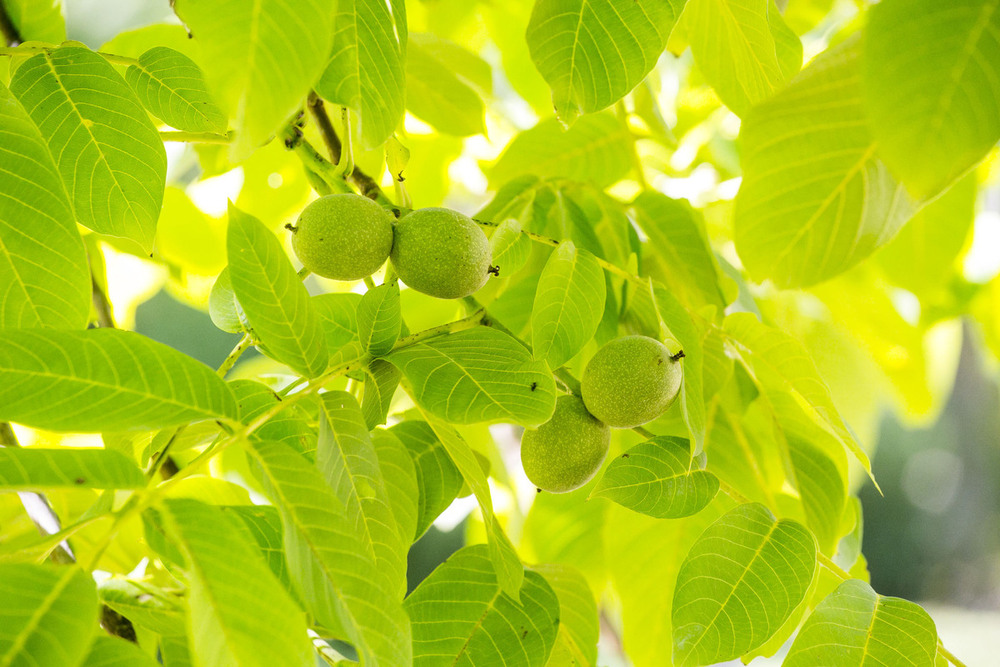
top-left (3, 0), bottom-right (999, 661)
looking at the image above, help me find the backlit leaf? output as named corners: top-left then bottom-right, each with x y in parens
top-left (125, 46), bottom-right (227, 134)
top-left (0, 448), bottom-right (144, 490)
top-left (389, 420), bottom-right (464, 540)
top-left (357, 282), bottom-right (401, 356)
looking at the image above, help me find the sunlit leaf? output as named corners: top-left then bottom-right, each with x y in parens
top-left (82, 635), bottom-right (159, 667)
top-left (534, 563), bottom-right (599, 666)
top-left (371, 428), bottom-right (419, 549)
top-left (125, 46), bottom-right (227, 134)
top-left (0, 448), bottom-right (144, 490)
top-left (357, 282), bottom-right (401, 356)
top-left (362, 358), bottom-right (401, 429)
top-left (406, 33), bottom-right (487, 137)
top-left (389, 420), bottom-right (464, 540)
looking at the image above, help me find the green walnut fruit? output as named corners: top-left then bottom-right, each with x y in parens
top-left (290, 193), bottom-right (394, 281)
top-left (521, 395), bottom-right (611, 493)
top-left (581, 335), bottom-right (683, 428)
top-left (389, 207), bottom-right (491, 299)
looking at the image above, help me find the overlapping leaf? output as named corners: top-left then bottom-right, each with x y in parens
top-left (226, 205), bottom-right (328, 378)
top-left (406, 33), bottom-right (488, 137)
top-left (357, 283), bottom-right (401, 356)
top-left (785, 579), bottom-right (938, 666)
top-left (153, 498), bottom-right (313, 667)
top-left (10, 46), bottom-right (166, 252)
top-left (863, 0), bottom-right (1000, 198)
top-left (249, 440), bottom-right (412, 666)
top-left (362, 358), bottom-right (401, 428)
top-left (316, 0), bottom-right (406, 148)
top-left (388, 326), bottom-right (556, 427)
top-left (489, 218), bottom-right (533, 277)
top-left (592, 436), bottom-right (719, 518)
top-left (83, 636), bottom-right (159, 667)
top-left (531, 241), bottom-right (605, 368)
top-left (371, 429), bottom-right (419, 548)
top-left (534, 564), bottom-right (599, 666)
top-left (654, 283), bottom-right (708, 453)
top-left (0, 82), bottom-right (90, 330)
top-left (125, 46), bottom-right (227, 134)
top-left (173, 0), bottom-right (334, 159)
top-left (0, 448), bottom-right (144, 490)
top-left (389, 420), bottom-right (464, 540)
top-left (0, 328), bottom-right (238, 432)
top-left (405, 545), bottom-right (560, 667)
top-left (526, 0), bottom-right (675, 122)
top-left (0, 564), bottom-right (98, 667)
top-left (672, 503), bottom-right (816, 665)
top-left (734, 38), bottom-right (914, 288)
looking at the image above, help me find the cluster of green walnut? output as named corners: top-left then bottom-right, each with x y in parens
top-left (289, 193), bottom-right (491, 299)
top-left (289, 193), bottom-right (682, 495)
top-left (522, 336), bottom-right (683, 493)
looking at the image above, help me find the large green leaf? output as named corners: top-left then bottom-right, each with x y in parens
top-left (361, 358), bottom-right (402, 428)
top-left (316, 0), bottom-right (406, 148)
top-left (82, 636), bottom-right (159, 667)
top-left (404, 545), bottom-right (560, 667)
top-left (10, 46), bottom-right (166, 252)
top-left (863, 0), bottom-right (1000, 198)
top-left (490, 113), bottom-right (632, 189)
top-left (489, 218), bottom-right (533, 278)
top-left (0, 328), bottom-right (238, 432)
top-left (0, 82), bottom-right (90, 330)
top-left (125, 46), bottom-right (227, 134)
top-left (173, 0), bottom-right (334, 159)
top-left (423, 414), bottom-right (525, 598)
top-left (357, 283), bottom-right (401, 357)
top-left (405, 33), bottom-right (488, 137)
top-left (230, 379), bottom-right (314, 457)
top-left (153, 498), bottom-right (313, 667)
top-left (684, 0), bottom-right (802, 116)
top-left (3, 0), bottom-right (65, 43)
top-left (592, 436), bottom-right (719, 518)
top-left (672, 503), bottom-right (816, 666)
top-left (249, 440), bottom-right (412, 666)
top-left (534, 564), bottom-right (599, 667)
top-left (733, 38), bottom-right (914, 288)
top-left (785, 579), bottom-right (938, 666)
top-left (389, 420), bottom-right (464, 540)
top-left (318, 391), bottom-right (408, 596)
top-left (525, 0), bottom-right (675, 122)
top-left (531, 241), bottom-right (605, 368)
top-left (0, 448), bottom-right (144, 490)
top-left (371, 429), bottom-right (419, 549)
top-left (388, 326), bottom-right (556, 427)
top-left (0, 564), bottom-right (98, 667)
top-left (226, 205), bottom-right (328, 378)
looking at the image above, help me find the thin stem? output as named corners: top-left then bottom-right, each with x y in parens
top-left (335, 107), bottom-right (355, 178)
top-left (363, 276), bottom-right (376, 290)
top-left (216, 334), bottom-right (253, 378)
top-left (937, 644), bottom-right (968, 667)
top-left (391, 309), bottom-right (487, 351)
top-left (159, 130), bottom-right (232, 144)
top-left (0, 45), bottom-right (139, 66)
top-left (307, 91), bottom-right (343, 162)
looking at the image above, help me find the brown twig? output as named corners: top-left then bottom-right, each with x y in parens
top-left (303, 94), bottom-right (386, 201)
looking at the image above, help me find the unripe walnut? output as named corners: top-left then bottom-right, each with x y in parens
top-left (389, 207), bottom-right (491, 299)
top-left (581, 335), bottom-right (682, 428)
top-left (290, 193), bottom-right (394, 281)
top-left (521, 395), bottom-right (610, 493)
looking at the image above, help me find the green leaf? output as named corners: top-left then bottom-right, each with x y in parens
top-left (653, 283), bottom-right (708, 453)
top-left (173, 0), bottom-right (334, 159)
top-left (249, 440), bottom-right (411, 665)
top-left (734, 38), bottom-right (914, 288)
top-left (405, 33), bottom-right (487, 137)
top-left (404, 544), bottom-right (560, 667)
top-left (0, 328), bottom-right (238, 432)
top-left (0, 82), bottom-right (90, 330)
top-left (592, 436), bottom-right (719, 518)
top-left (0, 448), bottom-right (144, 490)
top-left (489, 218), bottom-right (533, 277)
top-left (98, 579), bottom-right (186, 637)
top-left (313, 292), bottom-right (362, 352)
top-left (788, 433), bottom-right (847, 555)
top-left (672, 503), bottom-right (816, 665)
top-left (632, 192), bottom-right (727, 313)
top-left (9, 46), bottom-right (166, 253)
top-left (0, 564), bottom-right (99, 667)
top-left (525, 0), bottom-right (675, 123)
top-left (125, 46), bottom-right (227, 134)
top-left (785, 579), bottom-right (938, 666)
top-left (876, 173), bottom-right (977, 297)
top-left (230, 379), bottom-right (315, 457)
top-left (371, 428), bottom-right (419, 549)
top-left (389, 420), bottom-right (464, 540)
top-left (3, 0), bottom-right (65, 43)
top-left (389, 326), bottom-right (557, 427)
top-left (357, 283), bottom-right (401, 356)
top-left (208, 268), bottom-right (245, 334)
top-left (863, 0), bottom-right (1000, 198)
top-left (685, 0), bottom-right (802, 116)
top-left (722, 311), bottom-right (873, 478)
top-left (221, 505), bottom-right (291, 590)
top-left (82, 636), bottom-right (159, 667)
top-left (226, 204), bottom-right (328, 378)
top-left (318, 391), bottom-right (408, 596)
top-left (531, 241), bottom-right (605, 368)
top-left (490, 113), bottom-right (632, 189)
top-left (422, 414), bottom-right (525, 598)
top-left (316, 0), bottom-right (406, 148)
top-left (533, 564), bottom-right (599, 666)
top-left (153, 498), bottom-right (313, 667)
top-left (362, 358), bottom-right (401, 429)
